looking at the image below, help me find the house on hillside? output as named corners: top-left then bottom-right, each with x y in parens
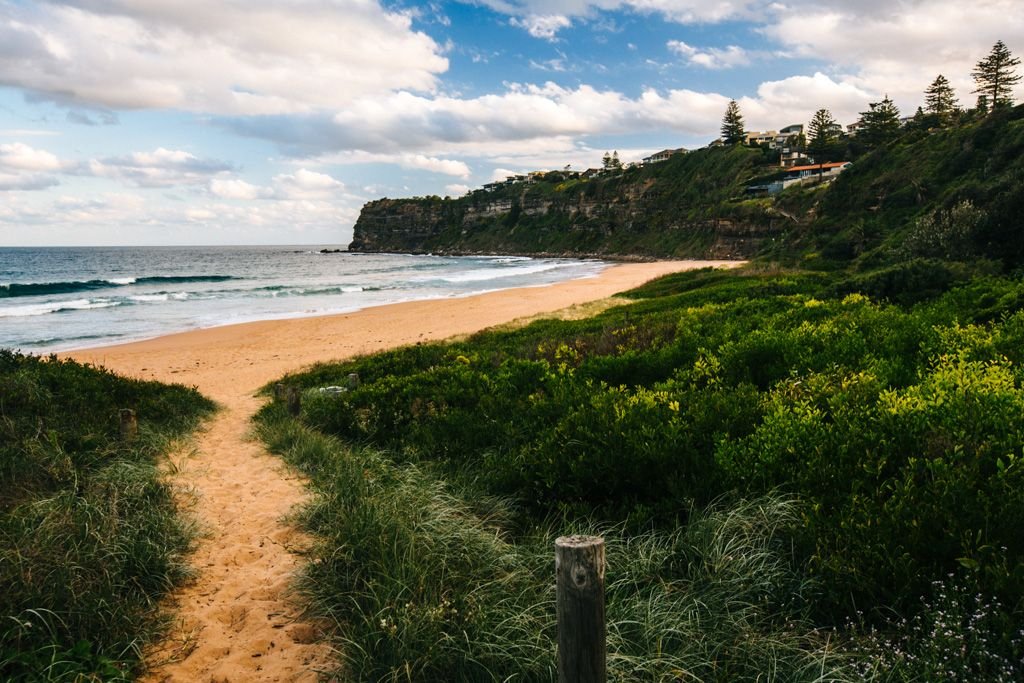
top-left (786, 161), bottom-right (851, 180)
top-left (642, 148), bottom-right (687, 164)
top-left (746, 160), bottom-right (851, 196)
top-left (746, 130), bottom-right (779, 147)
top-left (779, 149), bottom-right (811, 168)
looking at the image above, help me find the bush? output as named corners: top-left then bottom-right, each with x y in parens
top-left (0, 351), bottom-right (214, 680)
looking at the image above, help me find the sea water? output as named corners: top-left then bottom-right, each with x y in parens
top-left (0, 246), bottom-right (608, 353)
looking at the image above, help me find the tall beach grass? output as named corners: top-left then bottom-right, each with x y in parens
top-left (0, 351), bottom-right (215, 680)
top-left (256, 403), bottom-right (857, 681)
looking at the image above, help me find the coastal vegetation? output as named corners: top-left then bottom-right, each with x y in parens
top-left (259, 264), bottom-right (1024, 680)
top-left (262, 50), bottom-right (1024, 679)
top-left (0, 351), bottom-right (215, 680)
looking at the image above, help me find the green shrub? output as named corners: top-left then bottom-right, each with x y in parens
top-left (0, 351), bottom-right (214, 680)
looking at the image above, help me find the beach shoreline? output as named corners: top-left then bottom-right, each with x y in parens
top-left (67, 260), bottom-right (740, 398)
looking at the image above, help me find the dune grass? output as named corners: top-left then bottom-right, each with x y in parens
top-left (260, 264), bottom-right (1024, 680)
top-left (256, 403), bottom-right (857, 682)
top-left (0, 351), bottom-right (215, 681)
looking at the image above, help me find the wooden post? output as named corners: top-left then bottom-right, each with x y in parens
top-left (348, 372), bottom-right (360, 389)
top-left (119, 408), bottom-right (138, 441)
top-left (286, 386), bottom-right (301, 416)
top-left (275, 383), bottom-right (286, 402)
top-left (556, 535), bottom-right (606, 683)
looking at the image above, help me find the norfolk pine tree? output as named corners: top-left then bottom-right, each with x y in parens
top-left (857, 95), bottom-right (902, 148)
top-left (972, 40), bottom-right (1021, 111)
top-left (924, 74), bottom-right (959, 122)
top-left (807, 108), bottom-right (843, 162)
top-left (720, 100), bottom-right (746, 145)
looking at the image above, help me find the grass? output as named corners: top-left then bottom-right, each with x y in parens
top-left (255, 402), bottom-right (859, 682)
top-left (258, 262), bottom-right (1024, 680)
top-left (0, 351), bottom-right (215, 681)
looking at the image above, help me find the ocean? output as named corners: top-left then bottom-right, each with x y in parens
top-left (0, 246), bottom-right (608, 353)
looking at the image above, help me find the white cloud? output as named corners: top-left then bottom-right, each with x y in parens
top-left (272, 169), bottom-right (345, 200)
top-left (510, 14), bottom-right (572, 40)
top-left (667, 41), bottom-right (751, 69)
top-left (85, 148), bottom-right (233, 188)
top-left (762, 0), bottom-right (1024, 109)
top-left (0, 0), bottom-right (448, 115)
top-left (445, 183), bottom-right (471, 196)
top-left (401, 155), bottom-right (471, 178)
top-left (739, 72), bottom-right (876, 130)
top-left (0, 172), bottom-right (60, 191)
top-left (209, 178), bottom-right (268, 200)
top-left (0, 142), bottom-right (63, 171)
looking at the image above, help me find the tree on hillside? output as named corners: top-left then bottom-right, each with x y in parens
top-left (602, 151), bottom-right (622, 171)
top-left (857, 95), bottom-right (902, 148)
top-left (720, 100), bottom-right (746, 145)
top-left (807, 108), bottom-right (843, 162)
top-left (972, 40), bottom-right (1021, 111)
top-left (924, 74), bottom-right (960, 122)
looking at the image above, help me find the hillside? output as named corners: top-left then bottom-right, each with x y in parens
top-left (349, 144), bottom-right (790, 259)
top-left (350, 105), bottom-right (1024, 268)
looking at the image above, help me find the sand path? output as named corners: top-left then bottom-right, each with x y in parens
top-left (68, 260), bottom-right (737, 681)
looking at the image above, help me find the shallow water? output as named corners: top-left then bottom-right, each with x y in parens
top-left (0, 246), bottom-right (607, 352)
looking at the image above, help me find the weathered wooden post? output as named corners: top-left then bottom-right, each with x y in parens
top-left (348, 372), bottom-right (360, 389)
top-left (555, 535), bottom-right (606, 682)
top-left (275, 383), bottom-right (286, 402)
top-left (286, 386), bottom-right (301, 416)
top-left (119, 408), bottom-right (138, 441)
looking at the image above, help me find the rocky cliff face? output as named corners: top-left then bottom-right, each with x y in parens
top-left (349, 147), bottom-right (793, 259)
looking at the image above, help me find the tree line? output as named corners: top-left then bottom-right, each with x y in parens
top-left (719, 40), bottom-right (1021, 161)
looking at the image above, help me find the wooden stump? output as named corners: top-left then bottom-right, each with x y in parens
top-left (555, 535), bottom-right (606, 683)
top-left (286, 386), bottom-right (301, 416)
top-left (119, 408), bottom-right (138, 441)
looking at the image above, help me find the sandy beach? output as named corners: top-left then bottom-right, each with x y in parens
top-left (67, 259), bottom-right (738, 681)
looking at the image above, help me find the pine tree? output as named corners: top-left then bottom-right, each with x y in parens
top-left (807, 108), bottom-right (842, 161)
top-left (601, 151), bottom-right (622, 171)
top-left (924, 74), bottom-right (959, 120)
top-left (857, 95), bottom-right (902, 148)
top-left (720, 100), bottom-right (746, 145)
top-left (972, 40), bottom-right (1021, 111)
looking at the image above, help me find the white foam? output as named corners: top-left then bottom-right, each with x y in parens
top-left (435, 262), bottom-right (564, 283)
top-left (0, 298), bottom-right (121, 317)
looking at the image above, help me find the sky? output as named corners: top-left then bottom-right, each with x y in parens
top-left (1, 1), bottom-right (1023, 246)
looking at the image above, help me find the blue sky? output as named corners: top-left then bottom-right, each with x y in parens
top-left (1, 0), bottom-right (1022, 246)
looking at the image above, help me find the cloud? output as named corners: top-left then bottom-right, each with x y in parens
top-left (0, 0), bottom-right (448, 115)
top-left (0, 142), bottom-right (64, 191)
top-left (445, 183), bottom-right (471, 196)
top-left (667, 41), bottom-right (751, 69)
top-left (761, 0), bottom-right (1024, 108)
top-left (0, 172), bottom-right (60, 191)
top-left (400, 155), bottom-right (471, 178)
top-left (209, 178), bottom-right (268, 201)
top-left (272, 169), bottom-right (345, 199)
top-left (221, 82), bottom-right (735, 157)
top-left (738, 72), bottom-right (876, 130)
top-left (209, 168), bottom-right (348, 201)
top-left (510, 14), bottom-right (572, 40)
top-left (0, 142), bottom-right (64, 171)
top-left (85, 148), bottom-right (234, 188)
top-left (0, 188), bottom-right (360, 245)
